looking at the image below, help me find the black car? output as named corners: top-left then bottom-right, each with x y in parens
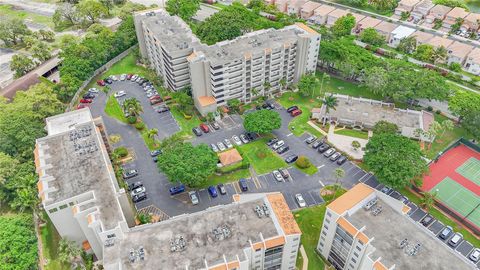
top-left (318, 144), bottom-right (330, 153)
top-left (336, 155), bottom-right (347, 165)
top-left (150, 149), bottom-right (162, 157)
top-left (239, 178), bottom-right (248, 191)
top-left (421, 215), bottom-right (434, 227)
top-left (104, 78), bottom-right (113, 84)
top-left (156, 106), bottom-right (170, 113)
top-left (83, 93), bottom-right (95, 99)
top-left (192, 127), bottom-right (202, 136)
top-left (287, 105), bottom-right (298, 113)
top-left (245, 132), bottom-right (258, 141)
top-left (128, 181), bottom-right (143, 191)
top-left (262, 100), bottom-right (275, 109)
top-left (312, 140), bottom-right (323, 149)
top-left (285, 154), bottom-right (298, 163)
top-left (277, 146), bottom-right (289, 154)
top-left (217, 184), bottom-right (227, 195)
top-left (267, 137), bottom-right (279, 146)
top-left (132, 192), bottom-right (147, 203)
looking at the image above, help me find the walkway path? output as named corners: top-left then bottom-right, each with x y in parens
top-left (307, 121), bottom-right (328, 137)
top-left (327, 125), bottom-right (368, 160)
top-left (300, 245), bottom-right (309, 270)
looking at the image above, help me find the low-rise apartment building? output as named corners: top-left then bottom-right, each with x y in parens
top-left (464, 47), bottom-right (480, 75)
top-left (394, 0), bottom-right (421, 16)
top-left (287, 0), bottom-right (307, 16)
top-left (275, 0), bottom-right (289, 13)
top-left (411, 30), bottom-right (435, 45)
top-left (308, 5), bottom-right (336, 25)
top-left (463, 13), bottom-right (480, 31)
top-left (134, 9), bottom-right (320, 115)
top-left (425, 4), bottom-right (452, 24)
top-left (411, 0), bottom-right (435, 21)
top-left (300, 1), bottom-right (321, 19)
top-left (447, 41), bottom-right (474, 65)
top-left (354, 17), bottom-right (382, 34)
top-left (442, 7), bottom-right (469, 30)
top-left (388, 25), bottom-right (416, 47)
top-left (375, 21), bottom-right (398, 41)
top-left (317, 183), bottom-right (474, 270)
top-left (326, 8), bottom-right (349, 27)
top-left (425, 35), bottom-right (454, 50)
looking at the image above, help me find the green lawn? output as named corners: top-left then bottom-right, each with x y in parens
top-left (169, 105), bottom-right (202, 138)
top-left (399, 187), bottom-right (480, 247)
top-left (204, 168), bottom-right (251, 187)
top-left (0, 4), bottom-right (54, 28)
top-left (104, 94), bottom-right (128, 123)
top-left (316, 72), bottom-right (384, 100)
top-left (237, 138), bottom-right (287, 174)
top-left (294, 163), bottom-right (318, 175)
top-left (41, 212), bottom-right (69, 270)
top-left (294, 205), bottom-right (328, 270)
top-left (140, 129), bottom-right (160, 151)
top-left (334, 128), bottom-right (369, 140)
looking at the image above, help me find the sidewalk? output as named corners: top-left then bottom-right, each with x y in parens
top-left (300, 245), bottom-right (309, 270)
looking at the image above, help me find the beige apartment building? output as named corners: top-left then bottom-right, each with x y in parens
top-left (36, 109), bottom-right (302, 270)
top-left (317, 183), bottom-right (474, 270)
top-left (134, 9), bottom-right (320, 115)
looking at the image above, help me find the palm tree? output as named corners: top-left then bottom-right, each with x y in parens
top-left (432, 46), bottom-right (447, 64)
top-left (440, 120), bottom-right (454, 138)
top-left (122, 98), bottom-right (143, 117)
top-left (279, 78), bottom-right (287, 92)
top-left (398, 36), bottom-right (417, 54)
top-left (332, 168), bottom-right (345, 201)
top-left (322, 94), bottom-right (338, 113)
top-left (420, 190), bottom-right (438, 211)
top-left (319, 73), bottom-right (330, 98)
top-left (351, 140), bottom-right (361, 151)
top-left (147, 128), bottom-right (158, 141)
top-left (263, 81), bottom-right (271, 96)
top-left (250, 88), bottom-right (259, 102)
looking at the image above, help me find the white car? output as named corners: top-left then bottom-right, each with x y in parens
top-left (88, 88), bottom-right (99, 93)
top-left (240, 134), bottom-right (249, 144)
top-left (210, 144), bottom-right (219, 152)
top-left (217, 142), bottom-right (226, 151)
top-left (114, 91), bottom-right (126, 98)
top-left (120, 74), bottom-right (127, 81)
top-left (470, 248), bottom-right (480, 262)
top-left (189, 191), bottom-right (199, 205)
top-left (272, 140), bottom-right (285, 150)
top-left (224, 139), bottom-right (233, 149)
top-left (295, 194), bottom-right (307, 207)
top-left (272, 170), bottom-right (283, 182)
top-left (110, 75), bottom-right (118, 81)
top-left (232, 135), bottom-right (242, 146)
top-left (131, 75), bottom-right (138, 81)
top-left (130, 186), bottom-right (146, 197)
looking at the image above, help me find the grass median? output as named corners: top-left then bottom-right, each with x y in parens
top-left (237, 137), bottom-right (287, 174)
top-left (104, 95), bottom-right (128, 123)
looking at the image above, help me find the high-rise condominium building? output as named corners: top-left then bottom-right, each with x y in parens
top-left (134, 9), bottom-right (320, 115)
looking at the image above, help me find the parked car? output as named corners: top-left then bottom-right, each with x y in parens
top-left (114, 91), bottom-right (126, 98)
top-left (324, 148), bottom-right (336, 157)
top-left (83, 93), bottom-right (95, 99)
top-left (110, 75), bottom-right (118, 81)
top-left (305, 136), bottom-right (316, 144)
top-left (287, 105), bottom-right (298, 113)
top-left (232, 135), bottom-right (242, 146)
top-left (295, 194), bottom-right (306, 207)
top-left (120, 74), bottom-right (127, 81)
top-left (152, 156), bottom-right (159, 163)
top-left (208, 186), bottom-right (218, 198)
top-left (336, 156), bottom-right (347, 165)
top-left (285, 154), bottom-right (298, 163)
top-left (277, 145), bottom-right (289, 154)
top-left (128, 181), bottom-right (143, 191)
top-left (131, 186), bottom-right (146, 197)
top-left (330, 152), bottom-right (341, 161)
top-left (126, 74), bottom-right (133, 80)
top-left (245, 132), bottom-right (258, 141)
top-left (280, 169), bottom-right (290, 179)
top-left (318, 144), bottom-right (330, 153)
top-left (223, 139), bottom-right (233, 149)
top-left (312, 140), bottom-right (322, 149)
top-left (421, 215), bottom-right (434, 227)
top-left (439, 226), bottom-right (453, 240)
top-left (104, 78), bottom-right (113, 84)
top-left (192, 127), bottom-right (202, 136)
top-left (150, 99), bottom-right (162, 105)
top-left (217, 184), bottom-right (227, 195)
top-left (169, 184), bottom-right (185, 195)
top-left (77, 104), bottom-right (89, 110)
top-left (150, 149), bottom-right (162, 157)
top-left (123, 169), bottom-right (138, 179)
top-left (149, 95), bottom-right (162, 101)
top-left (267, 137), bottom-right (278, 146)
top-left (131, 75), bottom-right (138, 81)
top-left (132, 192), bottom-right (147, 203)
top-left (470, 248), bottom-right (480, 262)
top-left (272, 170), bottom-right (283, 181)
top-left (200, 123), bottom-right (210, 133)
top-left (217, 142), bottom-right (226, 151)
top-left (189, 191), bottom-right (199, 205)
top-left (80, 98), bottom-right (92, 103)
top-left (290, 109), bottom-right (302, 117)
top-left (156, 106), bottom-right (169, 113)
top-left (211, 122), bottom-right (220, 130)
top-left (380, 186), bottom-right (393, 194)
top-left (240, 134), bottom-right (249, 144)
top-left (88, 88), bottom-right (99, 93)
top-left (263, 100), bottom-right (275, 109)
top-left (448, 233), bottom-right (463, 247)
top-left (97, 80), bottom-right (106, 86)
top-left (272, 140), bottom-right (285, 150)
top-left (239, 178), bottom-right (248, 191)
top-left (210, 143), bottom-right (219, 152)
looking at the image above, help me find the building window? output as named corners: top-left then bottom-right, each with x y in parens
top-left (69, 202), bottom-right (74, 206)
top-left (322, 230), bottom-right (327, 236)
top-left (353, 252), bottom-right (358, 258)
top-left (48, 208), bottom-right (58, 213)
top-left (59, 204), bottom-right (68, 210)
top-left (324, 225), bottom-right (329, 230)
top-left (356, 246), bottom-right (361, 251)
top-left (319, 242), bottom-right (324, 247)
top-left (107, 234), bottom-right (116, 239)
top-left (351, 258), bottom-right (357, 263)
top-left (327, 212), bottom-right (332, 217)
top-left (325, 218), bottom-right (330, 224)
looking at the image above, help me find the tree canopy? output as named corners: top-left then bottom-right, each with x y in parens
top-left (448, 90), bottom-right (480, 120)
top-left (298, 74), bottom-right (320, 97)
top-left (157, 143), bottom-right (218, 187)
top-left (359, 27), bottom-right (385, 46)
top-left (372, 120), bottom-right (398, 134)
top-left (331, 14), bottom-right (356, 37)
top-left (243, 109), bottom-right (282, 134)
top-left (165, 0), bottom-right (200, 21)
top-left (364, 133), bottom-right (427, 189)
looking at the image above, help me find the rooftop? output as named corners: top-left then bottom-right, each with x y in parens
top-left (350, 12), bottom-right (366, 24)
top-left (446, 7), bottom-right (469, 19)
top-left (347, 195), bottom-right (472, 270)
top-left (398, 0), bottom-right (421, 7)
top-left (328, 183), bottom-right (374, 215)
top-left (198, 96), bottom-right (216, 107)
top-left (465, 12), bottom-right (480, 23)
top-left (391, 25), bottom-right (416, 39)
top-left (358, 17), bottom-right (382, 29)
top-left (103, 194), bottom-right (294, 269)
top-left (375, 21), bottom-right (398, 34)
top-left (426, 35), bottom-right (454, 48)
top-left (414, 0), bottom-right (435, 11)
top-left (314, 5), bottom-right (336, 16)
top-left (429, 4), bottom-right (452, 15)
top-left (467, 47), bottom-right (480, 62)
top-left (218, 148), bottom-right (243, 166)
top-left (411, 30), bottom-right (435, 43)
top-left (447, 41), bottom-right (474, 58)
top-left (328, 8), bottom-right (349, 19)
top-left (301, 1), bottom-right (322, 13)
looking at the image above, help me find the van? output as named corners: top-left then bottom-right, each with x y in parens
top-left (272, 140), bottom-right (285, 150)
top-left (239, 178), bottom-right (248, 191)
top-left (200, 123), bottom-right (210, 133)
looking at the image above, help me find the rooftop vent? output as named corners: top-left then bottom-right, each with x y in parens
top-left (128, 246), bottom-right (146, 263)
top-left (212, 225), bottom-right (232, 241)
top-left (254, 203), bottom-right (270, 218)
top-left (170, 235), bottom-right (186, 252)
top-left (146, 11), bottom-right (155, 17)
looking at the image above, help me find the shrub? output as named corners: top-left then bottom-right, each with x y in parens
top-left (427, 106), bottom-right (433, 112)
top-left (135, 122), bottom-right (145, 130)
top-left (114, 147), bottom-right (128, 158)
top-left (436, 110), bottom-right (442, 114)
top-left (295, 156), bottom-right (312, 169)
top-left (127, 116), bottom-right (137, 124)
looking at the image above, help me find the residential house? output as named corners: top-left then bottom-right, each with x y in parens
top-left (463, 13), bottom-right (480, 31)
top-left (425, 4), bottom-right (452, 24)
top-left (350, 12), bottom-right (366, 28)
top-left (309, 5), bottom-right (336, 25)
top-left (287, 0), bottom-right (308, 16)
top-left (442, 7), bottom-right (469, 30)
top-left (354, 17), bottom-right (382, 34)
top-left (326, 8), bottom-right (349, 27)
top-left (300, 1), bottom-right (322, 19)
top-left (388, 25), bottom-right (416, 47)
top-left (411, 0), bottom-right (435, 21)
top-left (411, 30), bottom-right (435, 45)
top-left (447, 41), bottom-right (474, 65)
top-left (464, 47), bottom-right (480, 75)
top-left (394, 0), bottom-right (422, 16)
top-left (426, 35), bottom-right (454, 49)
top-left (275, 0), bottom-right (289, 13)
top-left (264, 0), bottom-right (275, 4)
top-left (375, 21), bottom-right (398, 41)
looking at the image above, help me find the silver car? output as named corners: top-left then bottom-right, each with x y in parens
top-left (224, 139), bottom-right (233, 149)
top-left (131, 186), bottom-right (146, 197)
top-left (470, 248), bottom-right (480, 262)
top-left (272, 170), bottom-right (283, 182)
top-left (295, 194), bottom-right (306, 207)
top-left (120, 74), bottom-right (126, 81)
top-left (210, 143), bottom-right (219, 152)
top-left (232, 135), bottom-right (242, 146)
top-left (240, 134), bottom-right (249, 144)
top-left (189, 191), bottom-right (199, 205)
top-left (217, 142), bottom-right (226, 151)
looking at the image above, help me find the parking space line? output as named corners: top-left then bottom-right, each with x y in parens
top-left (319, 180), bottom-right (325, 187)
top-left (286, 133), bottom-right (293, 137)
top-left (232, 182), bottom-right (240, 194)
top-left (358, 173), bottom-right (370, 183)
top-left (317, 164), bottom-right (325, 169)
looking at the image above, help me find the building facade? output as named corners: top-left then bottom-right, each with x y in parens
top-left (134, 9), bottom-right (320, 115)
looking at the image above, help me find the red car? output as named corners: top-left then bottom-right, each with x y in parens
top-left (77, 103), bottom-right (90, 110)
top-left (290, 109), bottom-right (302, 117)
top-left (149, 95), bottom-right (163, 102)
top-left (150, 99), bottom-right (162, 105)
top-left (80, 98), bottom-right (93, 103)
top-left (200, 123), bottom-right (210, 133)
top-left (126, 74), bottom-right (133, 80)
top-left (97, 80), bottom-right (106, 86)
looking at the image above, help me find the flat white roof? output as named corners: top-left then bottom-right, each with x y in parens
top-left (391, 25), bottom-right (416, 39)
top-left (45, 108), bottom-right (93, 135)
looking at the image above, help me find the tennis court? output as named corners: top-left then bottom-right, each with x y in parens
top-left (456, 158), bottom-right (480, 185)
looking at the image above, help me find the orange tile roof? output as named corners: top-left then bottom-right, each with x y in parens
top-left (265, 236), bottom-right (286, 249)
top-left (252, 241), bottom-right (264, 250)
top-left (468, 47), bottom-right (480, 62)
top-left (244, 52), bottom-right (252, 59)
top-left (358, 17), bottom-right (382, 29)
top-left (232, 194), bottom-right (240, 202)
top-left (218, 149), bottom-right (243, 166)
top-left (87, 214), bottom-right (94, 224)
top-left (376, 21), bottom-right (397, 34)
top-left (227, 261), bottom-right (240, 269)
top-left (198, 96), bottom-right (216, 107)
top-left (37, 181), bottom-right (43, 193)
top-left (267, 193), bottom-right (301, 235)
top-left (328, 183), bottom-right (374, 215)
top-left (209, 264), bottom-right (227, 270)
top-left (357, 232), bottom-right (369, 244)
top-left (446, 7), bottom-right (469, 19)
top-left (314, 5), bottom-right (336, 16)
top-left (295, 23), bottom-right (318, 34)
top-left (82, 240), bottom-right (91, 251)
top-left (34, 144), bottom-right (40, 171)
top-left (337, 217), bottom-right (358, 236)
top-left (186, 52), bottom-right (197, 61)
top-left (373, 260), bottom-right (388, 270)
top-left (447, 41), bottom-right (474, 58)
top-left (426, 36), bottom-right (454, 49)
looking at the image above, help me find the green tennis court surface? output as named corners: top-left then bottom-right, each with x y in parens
top-left (432, 177), bottom-right (480, 228)
top-left (456, 158), bottom-right (480, 185)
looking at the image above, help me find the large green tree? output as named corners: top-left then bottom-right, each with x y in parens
top-left (0, 17), bottom-right (30, 46)
top-left (364, 133), bottom-right (427, 189)
top-left (359, 27), bottom-right (385, 46)
top-left (157, 143), bottom-right (218, 187)
top-left (10, 55), bottom-right (36, 78)
top-left (449, 90), bottom-right (480, 121)
top-left (463, 110), bottom-right (480, 140)
top-left (298, 74), bottom-right (320, 97)
top-left (77, 0), bottom-right (108, 25)
top-left (243, 109), bottom-right (282, 134)
top-left (165, 0), bottom-right (200, 21)
top-left (397, 36), bottom-right (417, 54)
top-left (372, 120), bottom-right (398, 134)
top-left (331, 14), bottom-right (356, 37)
